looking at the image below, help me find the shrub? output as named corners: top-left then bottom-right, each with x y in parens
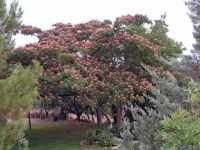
top-left (98, 122), bottom-right (122, 135)
top-left (97, 129), bottom-right (115, 147)
top-left (110, 123), bottom-right (122, 135)
top-left (85, 129), bottom-right (96, 145)
top-left (84, 124), bottom-right (116, 147)
top-left (157, 81), bottom-right (200, 150)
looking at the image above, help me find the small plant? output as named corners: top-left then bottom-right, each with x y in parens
top-left (85, 129), bottom-right (96, 145)
top-left (110, 123), bottom-right (122, 135)
top-left (84, 124), bottom-right (116, 147)
top-left (19, 138), bottom-right (29, 150)
top-left (97, 129), bottom-right (115, 147)
top-left (99, 122), bottom-right (122, 135)
top-left (100, 122), bottom-right (110, 128)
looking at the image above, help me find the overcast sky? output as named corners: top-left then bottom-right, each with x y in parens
top-left (8, 0), bottom-right (195, 54)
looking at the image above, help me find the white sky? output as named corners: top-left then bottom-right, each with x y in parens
top-left (8, 0), bottom-right (195, 55)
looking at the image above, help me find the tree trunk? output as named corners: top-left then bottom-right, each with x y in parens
top-left (28, 111), bottom-right (31, 130)
top-left (86, 113), bottom-right (90, 120)
top-left (77, 114), bottom-right (81, 121)
top-left (99, 107), bottom-right (111, 124)
top-left (45, 110), bottom-right (48, 118)
top-left (91, 114), bottom-right (95, 122)
top-left (116, 102), bottom-right (124, 124)
top-left (96, 103), bottom-right (102, 126)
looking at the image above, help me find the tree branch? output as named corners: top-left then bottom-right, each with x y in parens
top-left (99, 107), bottom-right (112, 124)
top-left (91, 47), bottom-right (102, 56)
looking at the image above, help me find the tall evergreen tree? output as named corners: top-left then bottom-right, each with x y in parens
top-left (0, 0), bottom-right (23, 70)
top-left (186, 0), bottom-right (200, 82)
top-left (186, 0), bottom-right (200, 52)
top-left (0, 0), bottom-right (42, 149)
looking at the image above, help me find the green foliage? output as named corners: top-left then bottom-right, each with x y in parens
top-left (0, 1), bottom-right (43, 150)
top-left (155, 54), bottom-right (192, 87)
top-left (0, 0), bottom-right (23, 71)
top-left (186, 0), bottom-right (200, 83)
top-left (110, 124), bottom-right (122, 135)
top-left (186, 0), bottom-right (200, 52)
top-left (157, 81), bottom-right (200, 150)
top-left (8, 49), bottom-right (39, 66)
top-left (128, 13), bottom-right (185, 66)
top-left (97, 129), bottom-right (114, 147)
top-left (60, 53), bottom-right (76, 65)
top-left (158, 109), bottom-right (200, 150)
top-left (85, 129), bottom-right (96, 144)
top-left (117, 67), bottom-right (188, 150)
top-left (85, 124), bottom-right (118, 147)
top-left (97, 121), bottom-right (122, 135)
top-left (148, 13), bottom-right (185, 57)
top-left (116, 118), bottom-right (138, 150)
top-left (0, 0), bottom-right (23, 50)
top-left (189, 80), bottom-right (200, 104)
top-left (0, 61), bottom-right (42, 150)
top-left (0, 61), bottom-right (42, 116)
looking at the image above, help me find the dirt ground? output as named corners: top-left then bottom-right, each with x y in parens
top-left (26, 108), bottom-right (113, 124)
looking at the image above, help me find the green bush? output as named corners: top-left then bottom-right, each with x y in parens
top-left (85, 129), bottom-right (96, 145)
top-left (97, 129), bottom-right (115, 147)
top-left (84, 124), bottom-right (116, 147)
top-left (110, 123), bottom-right (122, 135)
top-left (157, 81), bottom-right (200, 150)
top-left (99, 122), bottom-right (110, 128)
top-left (98, 122), bottom-right (122, 135)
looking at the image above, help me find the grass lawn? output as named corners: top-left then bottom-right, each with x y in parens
top-left (11, 119), bottom-right (121, 150)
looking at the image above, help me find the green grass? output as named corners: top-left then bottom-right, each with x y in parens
top-left (11, 120), bottom-right (111, 150)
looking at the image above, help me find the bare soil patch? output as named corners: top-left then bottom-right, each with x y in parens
top-left (27, 108), bottom-right (113, 124)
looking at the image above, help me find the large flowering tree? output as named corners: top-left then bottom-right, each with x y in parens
top-left (6, 14), bottom-right (185, 124)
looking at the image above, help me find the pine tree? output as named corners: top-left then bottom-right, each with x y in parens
top-left (186, 0), bottom-right (200, 52)
top-left (0, 0), bottom-right (42, 149)
top-left (0, 62), bottom-right (42, 150)
top-left (117, 67), bottom-right (188, 150)
top-left (0, 0), bottom-right (23, 71)
top-left (186, 0), bottom-right (200, 82)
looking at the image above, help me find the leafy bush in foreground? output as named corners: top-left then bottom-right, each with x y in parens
top-left (85, 123), bottom-right (119, 147)
top-left (157, 81), bottom-right (200, 150)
